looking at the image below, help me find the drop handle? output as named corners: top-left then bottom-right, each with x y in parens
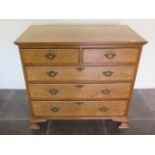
top-left (51, 107), bottom-right (60, 112)
top-left (47, 71), bottom-right (58, 77)
top-left (99, 107), bottom-right (109, 112)
top-left (103, 71), bottom-right (114, 77)
top-left (104, 53), bottom-right (116, 59)
top-left (101, 89), bottom-right (111, 95)
top-left (45, 53), bottom-right (56, 60)
top-left (48, 89), bottom-right (59, 95)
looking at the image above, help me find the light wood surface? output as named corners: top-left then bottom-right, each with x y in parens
top-left (15, 25), bottom-right (147, 45)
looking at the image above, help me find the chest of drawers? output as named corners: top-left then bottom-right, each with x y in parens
top-left (15, 25), bottom-right (147, 129)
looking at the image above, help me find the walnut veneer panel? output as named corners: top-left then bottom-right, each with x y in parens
top-left (29, 83), bottom-right (132, 100)
top-left (26, 66), bottom-right (135, 83)
top-left (22, 49), bottom-right (79, 65)
top-left (32, 100), bottom-right (127, 117)
top-left (83, 48), bottom-right (139, 64)
top-left (15, 25), bottom-right (146, 45)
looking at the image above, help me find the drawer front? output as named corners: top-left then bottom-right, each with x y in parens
top-left (32, 100), bottom-right (127, 117)
top-left (83, 48), bottom-right (139, 64)
top-left (21, 49), bottom-right (79, 65)
top-left (26, 66), bottom-right (135, 83)
top-left (29, 83), bottom-right (131, 100)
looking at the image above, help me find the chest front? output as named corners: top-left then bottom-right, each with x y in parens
top-left (15, 25), bottom-right (147, 129)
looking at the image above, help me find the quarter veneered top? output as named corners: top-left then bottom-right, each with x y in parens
top-left (15, 25), bottom-right (147, 45)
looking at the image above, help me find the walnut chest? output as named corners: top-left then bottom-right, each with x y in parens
top-left (15, 25), bottom-right (147, 129)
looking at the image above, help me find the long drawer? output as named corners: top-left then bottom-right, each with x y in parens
top-left (29, 83), bottom-right (131, 100)
top-left (83, 48), bottom-right (139, 64)
top-left (32, 100), bottom-right (127, 117)
top-left (26, 66), bottom-right (135, 83)
top-left (21, 49), bottom-right (79, 65)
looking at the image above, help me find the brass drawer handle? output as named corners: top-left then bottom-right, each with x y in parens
top-left (45, 53), bottom-right (56, 60)
top-left (51, 107), bottom-right (60, 112)
top-left (47, 71), bottom-right (58, 77)
top-left (104, 53), bottom-right (116, 59)
top-left (49, 89), bottom-right (59, 95)
top-left (101, 89), bottom-right (111, 94)
top-left (99, 107), bottom-right (109, 112)
top-left (103, 71), bottom-right (113, 77)
top-left (75, 102), bottom-right (84, 105)
top-left (75, 84), bottom-right (85, 89)
top-left (75, 66), bottom-right (85, 72)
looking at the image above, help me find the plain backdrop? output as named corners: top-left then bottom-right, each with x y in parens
top-left (0, 0), bottom-right (155, 154)
top-left (0, 19), bottom-right (154, 89)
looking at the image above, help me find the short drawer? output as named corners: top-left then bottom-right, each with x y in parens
top-left (21, 49), bottom-right (79, 65)
top-left (26, 66), bottom-right (136, 83)
top-left (83, 48), bottom-right (139, 64)
top-left (32, 100), bottom-right (127, 117)
top-left (29, 83), bottom-right (131, 100)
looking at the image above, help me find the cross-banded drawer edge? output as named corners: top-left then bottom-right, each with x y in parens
top-left (31, 100), bottom-right (128, 117)
top-left (21, 49), bottom-right (80, 65)
top-left (28, 83), bottom-right (132, 100)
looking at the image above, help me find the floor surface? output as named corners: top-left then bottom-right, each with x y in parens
top-left (0, 89), bottom-right (155, 135)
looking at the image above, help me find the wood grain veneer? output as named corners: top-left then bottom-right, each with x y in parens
top-left (28, 83), bottom-right (132, 100)
top-left (22, 49), bottom-right (79, 65)
top-left (26, 65), bottom-right (136, 83)
top-left (83, 48), bottom-right (139, 64)
top-left (32, 100), bottom-right (127, 117)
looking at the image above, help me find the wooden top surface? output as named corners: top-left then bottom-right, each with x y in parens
top-left (15, 25), bottom-right (147, 45)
